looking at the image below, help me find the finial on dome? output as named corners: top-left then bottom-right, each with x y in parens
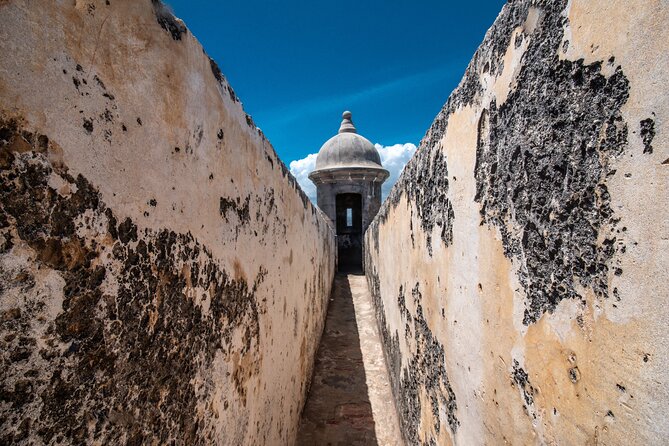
top-left (338, 110), bottom-right (357, 134)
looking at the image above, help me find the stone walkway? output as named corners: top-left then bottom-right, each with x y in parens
top-left (296, 274), bottom-right (403, 446)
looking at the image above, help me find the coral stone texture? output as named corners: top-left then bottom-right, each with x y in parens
top-left (0, 1), bottom-right (335, 444)
top-left (365, 0), bottom-right (668, 444)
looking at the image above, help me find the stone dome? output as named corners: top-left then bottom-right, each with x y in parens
top-left (312, 111), bottom-right (385, 172)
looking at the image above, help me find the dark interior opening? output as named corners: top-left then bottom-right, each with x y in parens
top-left (335, 193), bottom-right (363, 272)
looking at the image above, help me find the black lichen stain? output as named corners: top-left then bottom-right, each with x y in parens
top-left (368, 146), bottom-right (454, 257)
top-left (0, 120), bottom-right (261, 444)
top-left (474, 1), bottom-right (630, 324)
top-left (82, 118), bottom-right (93, 134)
top-left (245, 114), bottom-right (254, 128)
top-left (403, 148), bottom-right (454, 256)
top-left (403, 284), bottom-right (458, 439)
top-left (364, 267), bottom-right (404, 440)
top-left (365, 264), bottom-right (458, 445)
top-left (370, 0), bottom-right (542, 253)
top-left (219, 195), bottom-right (251, 225)
top-left (227, 85), bottom-right (239, 103)
top-left (265, 152), bottom-right (274, 169)
top-left (199, 107), bottom-right (309, 215)
top-left (117, 217), bottom-right (137, 243)
top-left (396, 285), bottom-right (412, 323)
top-left (512, 360), bottom-right (536, 414)
top-left (151, 0), bottom-right (187, 41)
top-left (639, 118), bottom-right (655, 154)
top-left (100, 109), bottom-right (113, 123)
top-left (364, 1), bottom-right (635, 440)
top-left (568, 367), bottom-right (581, 383)
top-left (208, 57), bottom-right (239, 103)
top-left (93, 75), bottom-right (104, 89)
top-left (209, 57), bottom-right (224, 84)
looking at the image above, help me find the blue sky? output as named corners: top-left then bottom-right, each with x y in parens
top-left (164, 0), bottom-right (505, 197)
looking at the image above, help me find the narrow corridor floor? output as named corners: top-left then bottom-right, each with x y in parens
top-left (297, 274), bottom-right (403, 446)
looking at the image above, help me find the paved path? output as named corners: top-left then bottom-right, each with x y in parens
top-left (296, 274), bottom-right (403, 446)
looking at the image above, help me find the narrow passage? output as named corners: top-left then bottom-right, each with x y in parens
top-left (297, 274), bottom-right (402, 445)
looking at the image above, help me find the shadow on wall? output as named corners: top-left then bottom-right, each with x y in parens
top-left (296, 274), bottom-right (378, 445)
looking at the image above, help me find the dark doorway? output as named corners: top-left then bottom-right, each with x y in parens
top-left (336, 193), bottom-right (363, 272)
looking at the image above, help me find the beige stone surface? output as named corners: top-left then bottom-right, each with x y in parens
top-left (297, 274), bottom-right (402, 446)
top-left (0, 1), bottom-right (335, 444)
top-left (365, 0), bottom-right (668, 444)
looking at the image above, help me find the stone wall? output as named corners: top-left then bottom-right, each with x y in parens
top-left (365, 0), bottom-right (668, 444)
top-left (0, 1), bottom-right (335, 444)
top-left (315, 178), bottom-right (384, 232)
top-left (316, 176), bottom-right (383, 271)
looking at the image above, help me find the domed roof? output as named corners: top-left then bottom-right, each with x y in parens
top-left (312, 111), bottom-right (385, 171)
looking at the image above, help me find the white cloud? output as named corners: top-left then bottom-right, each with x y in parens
top-left (289, 153), bottom-right (318, 203)
top-left (289, 143), bottom-right (416, 203)
top-left (375, 143), bottom-right (417, 198)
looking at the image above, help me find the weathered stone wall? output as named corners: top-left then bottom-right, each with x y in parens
top-left (365, 1), bottom-right (668, 444)
top-left (316, 178), bottom-right (383, 271)
top-left (0, 1), bottom-right (335, 444)
top-left (316, 179), bottom-right (383, 232)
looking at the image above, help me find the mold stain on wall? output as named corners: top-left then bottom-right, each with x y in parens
top-left (474, 0), bottom-right (630, 325)
top-left (0, 118), bottom-right (265, 444)
top-left (364, 0), bottom-right (668, 444)
top-left (0, 1), bottom-right (335, 444)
